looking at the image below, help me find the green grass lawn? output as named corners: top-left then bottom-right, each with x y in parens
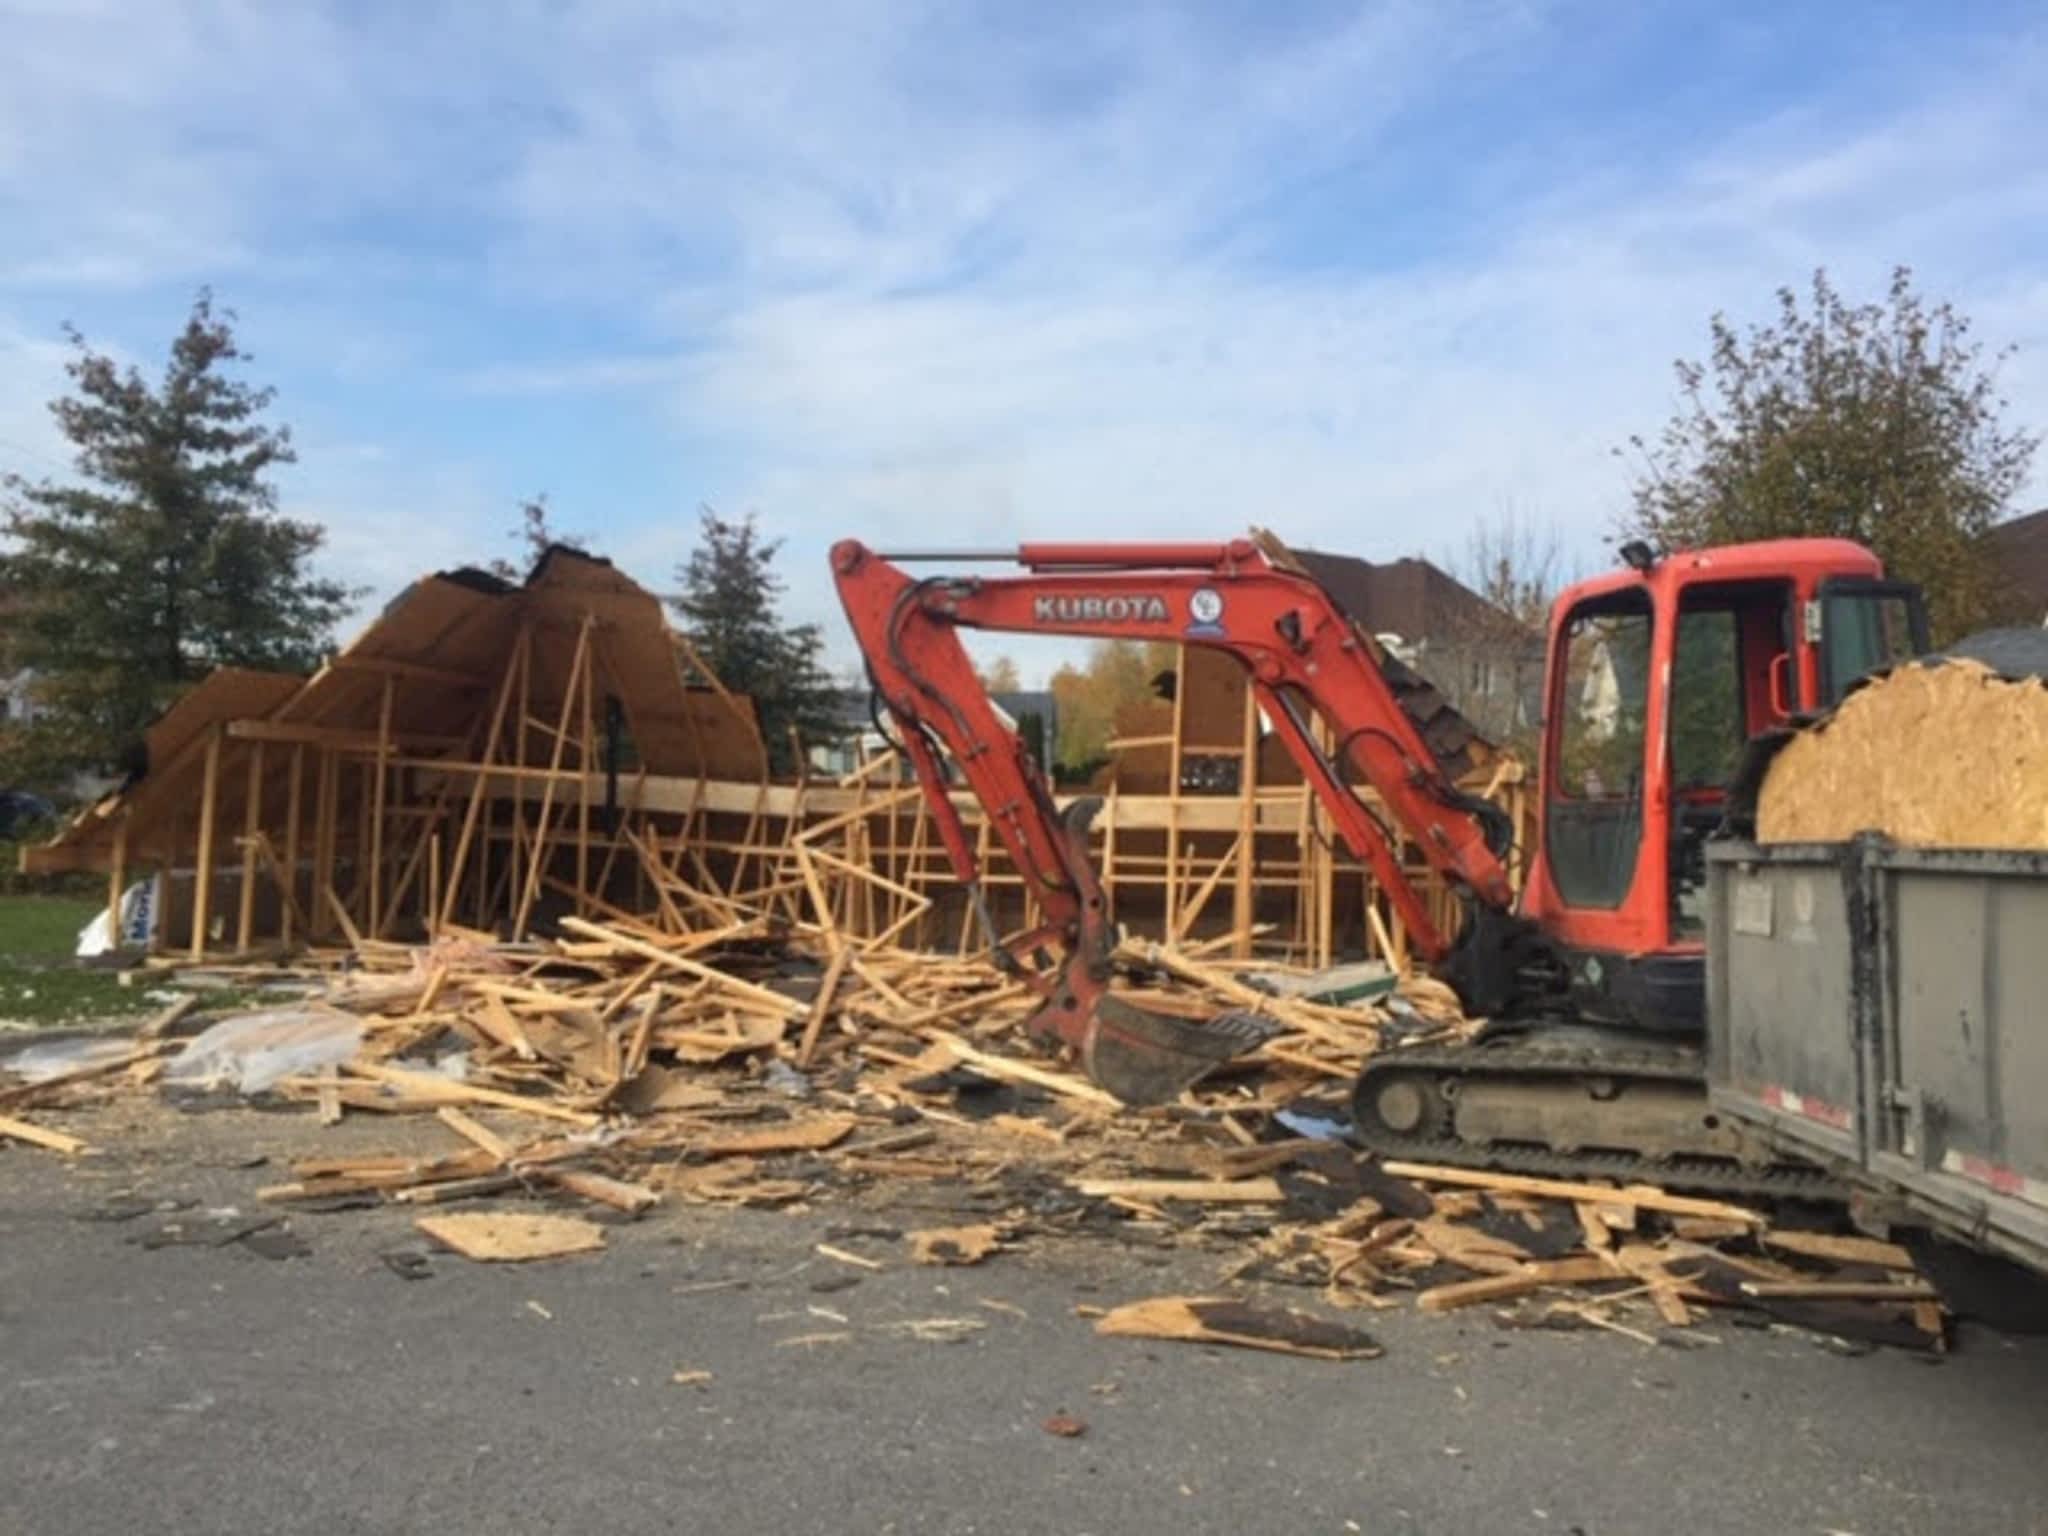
top-left (0, 893), bottom-right (159, 1026)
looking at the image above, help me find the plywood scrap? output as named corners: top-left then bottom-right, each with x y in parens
top-left (415, 1211), bottom-right (605, 1262)
top-left (907, 1224), bottom-right (1004, 1266)
top-left (1095, 1295), bottom-right (1382, 1361)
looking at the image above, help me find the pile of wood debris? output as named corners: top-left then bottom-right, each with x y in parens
top-left (0, 915), bottom-right (1945, 1354)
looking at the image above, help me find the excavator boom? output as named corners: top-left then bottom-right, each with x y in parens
top-left (830, 534), bottom-right (1525, 1102)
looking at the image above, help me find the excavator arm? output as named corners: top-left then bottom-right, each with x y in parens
top-left (829, 535), bottom-right (1528, 1103)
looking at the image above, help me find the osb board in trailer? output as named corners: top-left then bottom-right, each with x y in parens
top-left (1758, 659), bottom-right (2048, 849)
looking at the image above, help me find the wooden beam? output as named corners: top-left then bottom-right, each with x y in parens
top-left (511, 615), bottom-right (592, 939)
top-left (435, 628), bottom-right (523, 935)
top-left (281, 745), bottom-right (304, 948)
top-left (105, 820), bottom-right (128, 951)
top-left (236, 740), bottom-right (266, 952)
top-left (796, 945), bottom-right (854, 1067)
top-left (312, 749), bottom-right (338, 939)
top-left (189, 729), bottom-right (223, 960)
top-left (1379, 1161), bottom-right (1767, 1225)
top-left (369, 675), bottom-right (394, 935)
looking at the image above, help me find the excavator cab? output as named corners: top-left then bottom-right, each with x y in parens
top-left (1523, 540), bottom-right (1927, 1032)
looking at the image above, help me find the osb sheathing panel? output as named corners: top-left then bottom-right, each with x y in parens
top-left (143, 668), bottom-right (302, 772)
top-left (1179, 646), bottom-right (1250, 751)
top-left (1759, 659), bottom-right (2048, 849)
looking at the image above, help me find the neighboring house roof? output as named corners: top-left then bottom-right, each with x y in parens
top-left (1290, 548), bottom-right (1531, 649)
top-left (1989, 507), bottom-right (2048, 620)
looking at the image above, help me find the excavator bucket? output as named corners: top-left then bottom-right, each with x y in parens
top-left (1006, 795), bottom-right (1275, 1104)
top-left (1024, 982), bottom-right (1272, 1106)
top-left (1080, 996), bottom-right (1274, 1107)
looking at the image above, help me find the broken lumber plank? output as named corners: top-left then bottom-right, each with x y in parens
top-left (796, 946), bottom-right (854, 1068)
top-left (415, 1211), bottom-right (605, 1262)
top-left (926, 1033), bottom-right (1121, 1108)
top-left (1761, 1230), bottom-right (1915, 1270)
top-left (1415, 1257), bottom-right (1617, 1313)
top-left (1413, 1217), bottom-right (1538, 1276)
top-left (473, 992), bottom-right (539, 1060)
top-left (1095, 1296), bottom-right (1382, 1360)
top-left (345, 1062), bottom-right (601, 1126)
top-left (436, 1105), bottom-right (516, 1163)
top-left (559, 916), bottom-right (806, 1018)
top-left (693, 1113), bottom-right (858, 1157)
top-left (1648, 1282), bottom-right (1695, 1327)
top-left (1738, 1279), bottom-right (1939, 1302)
top-left (1070, 1176), bottom-right (1285, 1204)
top-left (1379, 1161), bottom-right (1765, 1225)
top-left (0, 1112), bottom-right (90, 1156)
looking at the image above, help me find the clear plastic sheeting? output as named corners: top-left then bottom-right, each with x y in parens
top-left (3, 1035), bottom-right (137, 1083)
top-left (164, 1008), bottom-right (364, 1095)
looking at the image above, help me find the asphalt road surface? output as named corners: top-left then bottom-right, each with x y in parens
top-left (4, 1102), bottom-right (2046, 1536)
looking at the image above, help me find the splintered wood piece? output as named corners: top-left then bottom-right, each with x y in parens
top-left (1071, 1177), bottom-right (1285, 1205)
top-left (436, 1105), bottom-right (516, 1163)
top-left (1648, 1282), bottom-right (1694, 1327)
top-left (797, 946), bottom-right (854, 1068)
top-left (548, 1168), bottom-right (659, 1214)
top-left (1414, 1257), bottom-right (1616, 1313)
top-left (907, 1224), bottom-right (1004, 1266)
top-left (416, 1211), bottom-right (606, 1262)
top-left (0, 1112), bottom-right (90, 1156)
top-left (474, 992), bottom-right (539, 1060)
top-left (695, 1114), bottom-right (857, 1157)
top-left (1380, 1162), bottom-right (1765, 1226)
top-left (1761, 1230), bottom-right (1916, 1270)
top-left (662, 1013), bottom-right (786, 1064)
top-left (345, 1062), bottom-right (600, 1126)
top-left (1095, 1296), bottom-right (1382, 1361)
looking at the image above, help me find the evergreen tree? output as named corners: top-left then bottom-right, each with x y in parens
top-left (0, 292), bottom-right (352, 784)
top-left (669, 508), bottom-right (839, 773)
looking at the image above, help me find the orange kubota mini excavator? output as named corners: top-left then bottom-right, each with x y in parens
top-left (830, 531), bottom-right (1927, 1191)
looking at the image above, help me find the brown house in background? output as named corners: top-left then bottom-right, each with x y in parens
top-left (1990, 507), bottom-right (2048, 623)
top-left (1292, 550), bottom-right (1544, 746)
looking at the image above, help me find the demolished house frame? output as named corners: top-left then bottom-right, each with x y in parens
top-left (24, 547), bottom-right (1533, 969)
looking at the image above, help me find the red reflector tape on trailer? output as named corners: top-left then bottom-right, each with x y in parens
top-left (1759, 1083), bottom-right (1854, 1131)
top-left (1943, 1150), bottom-right (2048, 1207)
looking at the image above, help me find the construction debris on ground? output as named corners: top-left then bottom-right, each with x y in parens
top-left (0, 908), bottom-right (1946, 1357)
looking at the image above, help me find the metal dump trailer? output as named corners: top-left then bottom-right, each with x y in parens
top-left (1705, 837), bottom-right (2048, 1279)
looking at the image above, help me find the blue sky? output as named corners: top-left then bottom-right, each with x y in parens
top-left (3, 2), bottom-right (2044, 674)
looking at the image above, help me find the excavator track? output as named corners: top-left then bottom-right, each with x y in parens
top-left (1351, 1024), bottom-right (1843, 1202)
